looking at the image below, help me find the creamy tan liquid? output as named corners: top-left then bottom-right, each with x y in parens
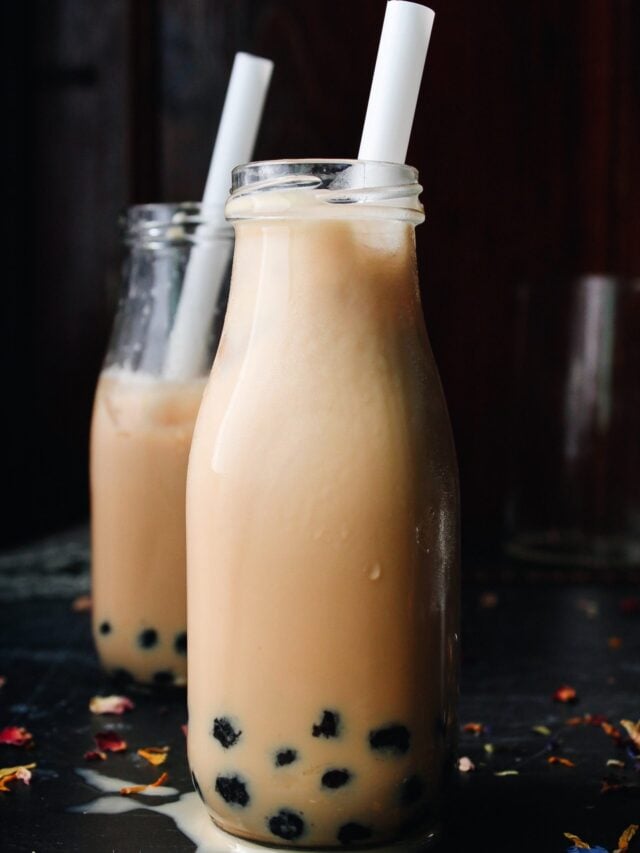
top-left (91, 369), bottom-right (206, 686)
top-left (187, 217), bottom-right (459, 848)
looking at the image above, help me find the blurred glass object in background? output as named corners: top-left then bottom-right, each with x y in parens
top-left (505, 275), bottom-right (640, 568)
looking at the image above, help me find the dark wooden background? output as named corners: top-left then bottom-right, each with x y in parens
top-left (3, 1), bottom-right (639, 550)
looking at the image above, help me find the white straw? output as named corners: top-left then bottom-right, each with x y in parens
top-left (358, 1), bottom-right (434, 164)
top-left (163, 52), bottom-right (273, 380)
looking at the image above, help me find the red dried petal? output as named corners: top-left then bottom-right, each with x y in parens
top-left (94, 730), bottom-right (127, 753)
top-left (181, 724), bottom-right (188, 737)
top-left (553, 685), bottom-right (577, 704)
top-left (462, 722), bottom-right (485, 735)
top-left (83, 750), bottom-right (107, 761)
top-left (71, 594), bottom-right (92, 612)
top-left (0, 727), bottom-right (33, 747)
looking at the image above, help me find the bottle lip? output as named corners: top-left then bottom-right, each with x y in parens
top-left (122, 202), bottom-right (233, 246)
top-left (228, 159), bottom-right (424, 223)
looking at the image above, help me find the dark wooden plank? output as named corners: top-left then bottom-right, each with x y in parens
top-left (3, 1), bottom-right (130, 544)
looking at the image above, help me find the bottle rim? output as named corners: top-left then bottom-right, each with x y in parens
top-left (228, 159), bottom-right (424, 223)
top-left (121, 202), bottom-right (233, 246)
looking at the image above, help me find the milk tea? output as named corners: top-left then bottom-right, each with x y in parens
top-left (186, 176), bottom-right (459, 849)
top-left (91, 369), bottom-right (205, 686)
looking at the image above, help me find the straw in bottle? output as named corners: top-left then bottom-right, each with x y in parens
top-left (358, 1), bottom-right (435, 164)
top-left (163, 52), bottom-right (273, 381)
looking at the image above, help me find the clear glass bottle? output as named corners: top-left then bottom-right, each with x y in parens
top-left (90, 203), bottom-right (232, 686)
top-left (187, 161), bottom-right (459, 848)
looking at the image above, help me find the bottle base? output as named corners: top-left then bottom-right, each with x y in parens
top-left (209, 814), bottom-right (441, 852)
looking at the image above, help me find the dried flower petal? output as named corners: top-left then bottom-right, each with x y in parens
top-left (484, 743), bottom-right (495, 755)
top-left (0, 727), bottom-right (33, 747)
top-left (120, 771), bottom-right (169, 796)
top-left (0, 677), bottom-right (6, 689)
top-left (606, 759), bottom-right (625, 768)
top-left (620, 720), bottom-right (640, 751)
top-left (84, 750), bottom-right (107, 761)
top-left (548, 756), bottom-right (576, 767)
top-left (567, 716), bottom-right (585, 726)
top-left (479, 592), bottom-right (499, 608)
top-left (71, 594), bottom-right (92, 612)
top-left (0, 763), bottom-right (36, 792)
top-left (137, 746), bottom-right (169, 767)
top-left (494, 770), bottom-right (519, 776)
top-left (601, 722), bottom-right (624, 745)
top-left (532, 725), bottom-right (552, 736)
top-left (458, 756), bottom-right (475, 772)
top-left (607, 636), bottom-right (623, 650)
top-left (462, 722), bottom-right (485, 735)
top-left (181, 724), bottom-right (188, 737)
top-left (95, 731), bottom-right (127, 753)
top-left (563, 834), bottom-right (591, 849)
top-left (554, 685), bottom-right (578, 704)
top-left (89, 695), bottom-right (134, 716)
top-left (15, 766), bottom-right (32, 784)
top-left (615, 824), bottom-right (639, 853)
top-left (0, 764), bottom-right (36, 781)
top-left (0, 773), bottom-right (17, 793)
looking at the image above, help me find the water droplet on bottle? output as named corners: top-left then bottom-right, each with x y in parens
top-left (369, 563), bottom-right (382, 581)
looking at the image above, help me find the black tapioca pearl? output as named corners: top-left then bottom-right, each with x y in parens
top-left (99, 621), bottom-right (112, 635)
top-left (267, 809), bottom-right (305, 841)
top-left (138, 628), bottom-right (158, 649)
top-left (337, 823), bottom-right (372, 845)
top-left (400, 774), bottom-right (424, 806)
top-left (111, 667), bottom-right (134, 683)
top-left (191, 770), bottom-right (204, 801)
top-left (369, 723), bottom-right (411, 755)
top-left (321, 768), bottom-right (351, 789)
top-left (275, 748), bottom-right (298, 767)
top-left (215, 774), bottom-right (249, 807)
top-left (174, 631), bottom-right (187, 655)
top-left (212, 717), bottom-right (242, 748)
top-left (153, 670), bottom-right (174, 686)
top-left (312, 710), bottom-right (340, 738)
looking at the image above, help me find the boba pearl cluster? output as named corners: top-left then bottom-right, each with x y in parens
top-left (193, 709), bottom-right (426, 846)
top-left (99, 620), bottom-right (187, 685)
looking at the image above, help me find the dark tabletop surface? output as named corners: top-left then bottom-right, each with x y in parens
top-left (0, 530), bottom-right (638, 853)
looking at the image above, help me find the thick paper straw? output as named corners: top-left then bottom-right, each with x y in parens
top-left (163, 52), bottom-right (273, 380)
top-left (358, 1), bottom-right (434, 164)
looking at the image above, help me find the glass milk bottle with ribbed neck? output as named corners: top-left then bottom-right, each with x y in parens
top-left (186, 161), bottom-right (459, 849)
top-left (90, 203), bottom-right (232, 687)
